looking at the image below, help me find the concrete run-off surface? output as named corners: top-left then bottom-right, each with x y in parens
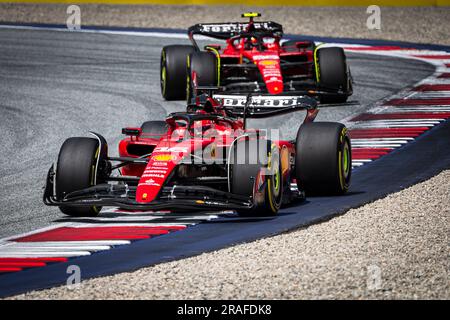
top-left (0, 4), bottom-right (449, 46)
top-left (10, 169), bottom-right (450, 300)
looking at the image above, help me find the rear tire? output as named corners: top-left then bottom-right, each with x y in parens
top-left (187, 51), bottom-right (217, 104)
top-left (295, 122), bottom-right (351, 195)
top-left (231, 139), bottom-right (282, 217)
top-left (160, 45), bottom-right (195, 101)
top-left (56, 137), bottom-right (102, 217)
top-left (316, 47), bottom-right (350, 104)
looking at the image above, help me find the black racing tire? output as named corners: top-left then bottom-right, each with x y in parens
top-left (316, 47), bottom-right (350, 104)
top-left (160, 45), bottom-right (195, 101)
top-left (141, 120), bottom-right (168, 138)
top-left (295, 122), bottom-right (351, 195)
top-left (231, 139), bottom-right (282, 217)
top-left (56, 137), bottom-right (102, 217)
top-left (187, 51), bottom-right (217, 104)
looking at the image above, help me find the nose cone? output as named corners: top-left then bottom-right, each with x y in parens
top-left (255, 57), bottom-right (284, 95)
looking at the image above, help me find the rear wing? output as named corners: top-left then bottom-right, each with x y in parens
top-left (213, 94), bottom-right (317, 119)
top-left (188, 21), bottom-right (283, 50)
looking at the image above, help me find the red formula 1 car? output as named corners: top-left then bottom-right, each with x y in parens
top-left (44, 93), bottom-right (351, 217)
top-left (160, 12), bottom-right (352, 104)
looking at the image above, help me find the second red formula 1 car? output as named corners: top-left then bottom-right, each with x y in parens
top-left (160, 12), bottom-right (353, 104)
top-left (44, 93), bottom-right (352, 217)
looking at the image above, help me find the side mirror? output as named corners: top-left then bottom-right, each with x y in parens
top-left (122, 127), bottom-right (142, 136)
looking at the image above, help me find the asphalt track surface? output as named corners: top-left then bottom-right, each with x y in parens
top-left (0, 28), bottom-right (435, 239)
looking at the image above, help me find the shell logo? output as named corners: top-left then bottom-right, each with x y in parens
top-left (153, 154), bottom-right (174, 162)
top-left (260, 60), bottom-right (277, 66)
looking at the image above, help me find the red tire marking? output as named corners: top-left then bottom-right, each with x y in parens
top-left (0, 257), bottom-right (68, 263)
top-left (352, 154), bottom-right (382, 160)
top-left (351, 112), bottom-right (450, 121)
top-left (413, 55), bottom-right (450, 60)
top-left (0, 262), bottom-right (46, 268)
top-left (350, 134), bottom-right (421, 139)
top-left (0, 267), bottom-right (22, 273)
top-left (383, 98), bottom-right (450, 106)
top-left (352, 148), bottom-right (393, 153)
top-left (413, 84), bottom-right (450, 91)
top-left (350, 128), bottom-right (428, 133)
top-left (352, 151), bottom-right (390, 156)
top-left (349, 128), bottom-right (428, 139)
top-left (438, 73), bottom-right (450, 78)
top-left (343, 46), bottom-right (411, 51)
top-left (12, 226), bottom-right (183, 242)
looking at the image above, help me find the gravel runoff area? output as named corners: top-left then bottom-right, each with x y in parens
top-left (0, 4), bottom-right (449, 46)
top-left (9, 169), bottom-right (449, 300)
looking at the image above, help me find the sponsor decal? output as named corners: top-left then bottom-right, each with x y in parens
top-left (144, 169), bottom-right (167, 173)
top-left (215, 95), bottom-right (303, 108)
top-left (152, 154), bottom-right (175, 162)
top-left (199, 22), bottom-right (274, 34)
top-left (139, 179), bottom-right (161, 187)
top-left (142, 171), bottom-right (167, 178)
top-left (144, 166), bottom-right (168, 172)
top-left (253, 55), bottom-right (279, 61)
top-left (259, 60), bottom-right (277, 66)
top-left (152, 161), bottom-right (168, 167)
top-left (142, 173), bottom-right (165, 179)
top-left (154, 146), bottom-right (189, 153)
top-left (266, 78), bottom-right (282, 84)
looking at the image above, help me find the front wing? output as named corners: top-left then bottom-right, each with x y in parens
top-left (43, 166), bottom-right (253, 212)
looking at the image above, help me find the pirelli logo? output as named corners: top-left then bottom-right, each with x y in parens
top-left (214, 95), bottom-right (308, 108)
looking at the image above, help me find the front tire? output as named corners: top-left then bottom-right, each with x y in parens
top-left (56, 137), bottom-right (103, 216)
top-left (231, 139), bottom-right (282, 217)
top-left (295, 122), bottom-right (351, 195)
top-left (187, 51), bottom-right (217, 104)
top-left (316, 47), bottom-right (351, 104)
top-left (160, 45), bottom-right (195, 101)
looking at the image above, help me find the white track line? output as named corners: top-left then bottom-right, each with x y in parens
top-left (409, 92), bottom-right (450, 98)
top-left (351, 144), bottom-right (404, 148)
top-left (351, 137), bottom-right (415, 141)
top-left (0, 240), bottom-right (130, 247)
top-left (57, 215), bottom-right (219, 223)
top-left (354, 119), bottom-right (442, 123)
top-left (353, 124), bottom-right (438, 128)
top-left (351, 162), bottom-right (368, 167)
top-left (0, 24), bottom-right (191, 39)
top-left (0, 251), bottom-right (92, 258)
top-left (351, 139), bottom-right (410, 144)
top-left (393, 107), bottom-right (450, 111)
top-left (0, 244), bottom-right (111, 252)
